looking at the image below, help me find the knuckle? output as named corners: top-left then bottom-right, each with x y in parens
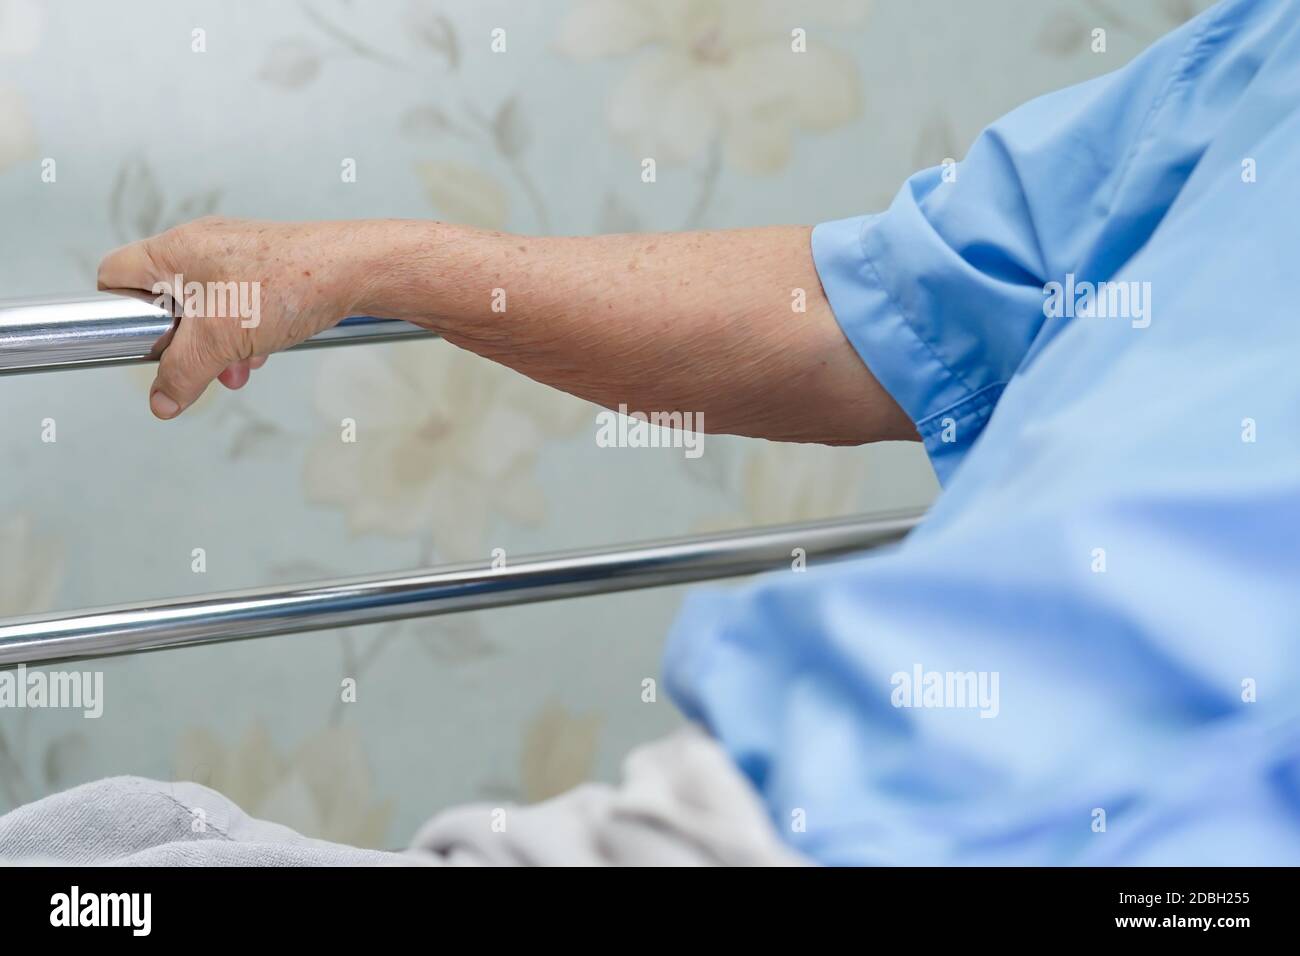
top-left (206, 321), bottom-right (254, 365)
top-left (144, 234), bottom-right (179, 277)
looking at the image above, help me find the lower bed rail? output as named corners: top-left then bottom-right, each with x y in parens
top-left (0, 510), bottom-right (923, 668)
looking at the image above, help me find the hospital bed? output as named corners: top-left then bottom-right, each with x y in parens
top-left (0, 292), bottom-right (923, 669)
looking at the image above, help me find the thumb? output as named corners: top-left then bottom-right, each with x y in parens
top-left (149, 318), bottom-right (239, 419)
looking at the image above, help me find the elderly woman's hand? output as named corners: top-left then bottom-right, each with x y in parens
top-left (97, 217), bottom-right (380, 419)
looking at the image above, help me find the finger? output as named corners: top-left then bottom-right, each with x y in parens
top-left (98, 238), bottom-right (165, 293)
top-left (218, 361), bottom-right (251, 390)
top-left (150, 319), bottom-right (239, 419)
top-left (217, 354), bottom-right (267, 389)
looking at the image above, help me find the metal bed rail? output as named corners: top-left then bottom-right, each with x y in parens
top-left (0, 292), bottom-right (925, 669)
top-left (0, 291), bottom-right (431, 374)
top-left (0, 512), bottom-right (923, 668)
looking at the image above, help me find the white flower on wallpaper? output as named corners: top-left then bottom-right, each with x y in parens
top-left (0, 514), bottom-right (61, 617)
top-left (304, 340), bottom-right (590, 560)
top-left (0, 86), bottom-right (37, 175)
top-left (556, 0), bottom-right (868, 174)
top-left (0, 0), bottom-right (42, 58)
top-left (174, 722), bottom-right (394, 848)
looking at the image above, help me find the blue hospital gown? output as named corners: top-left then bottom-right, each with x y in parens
top-left (663, 0), bottom-right (1300, 865)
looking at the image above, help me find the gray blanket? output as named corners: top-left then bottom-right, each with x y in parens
top-left (0, 727), bottom-right (804, 866)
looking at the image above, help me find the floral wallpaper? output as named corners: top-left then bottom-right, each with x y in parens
top-left (0, 0), bottom-right (1207, 847)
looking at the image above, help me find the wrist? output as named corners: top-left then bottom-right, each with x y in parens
top-left (346, 219), bottom-right (472, 326)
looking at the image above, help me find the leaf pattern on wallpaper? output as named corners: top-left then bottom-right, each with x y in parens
top-left (1080, 0), bottom-right (1142, 34)
top-left (597, 193), bottom-right (643, 234)
top-left (415, 159), bottom-right (510, 230)
top-left (109, 156), bottom-right (164, 242)
top-left (405, 2), bottom-right (460, 70)
top-left (492, 98), bottom-right (532, 159)
top-left (174, 722), bottom-right (395, 847)
top-left (471, 700), bottom-right (598, 803)
top-left (912, 113), bottom-right (959, 171)
top-left (297, 0), bottom-right (405, 71)
top-left (400, 103), bottom-right (457, 140)
top-left (1039, 0), bottom-right (1211, 55)
top-left (1158, 0), bottom-right (1201, 23)
top-left (42, 732), bottom-right (89, 788)
top-left (520, 701), bottom-right (602, 803)
top-left (323, 617), bottom-right (500, 710)
top-left (172, 187), bottom-right (224, 222)
top-left (227, 419), bottom-right (284, 460)
top-left (0, 739), bottom-right (37, 807)
top-left (220, 401), bottom-right (289, 462)
top-left (1037, 9), bottom-right (1091, 55)
top-left (255, 0), bottom-right (469, 90)
top-left (107, 156), bottom-right (224, 244)
top-left (258, 36), bottom-right (322, 89)
top-left (443, 95), bottom-right (551, 231)
top-left (417, 618), bottom-right (498, 664)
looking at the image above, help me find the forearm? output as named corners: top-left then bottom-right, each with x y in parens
top-left (98, 215), bottom-right (918, 437)
top-left (357, 221), bottom-right (917, 445)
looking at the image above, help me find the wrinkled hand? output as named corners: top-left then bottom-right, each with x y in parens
top-left (97, 217), bottom-right (377, 419)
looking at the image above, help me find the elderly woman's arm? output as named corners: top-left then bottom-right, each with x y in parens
top-left (97, 218), bottom-right (916, 445)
